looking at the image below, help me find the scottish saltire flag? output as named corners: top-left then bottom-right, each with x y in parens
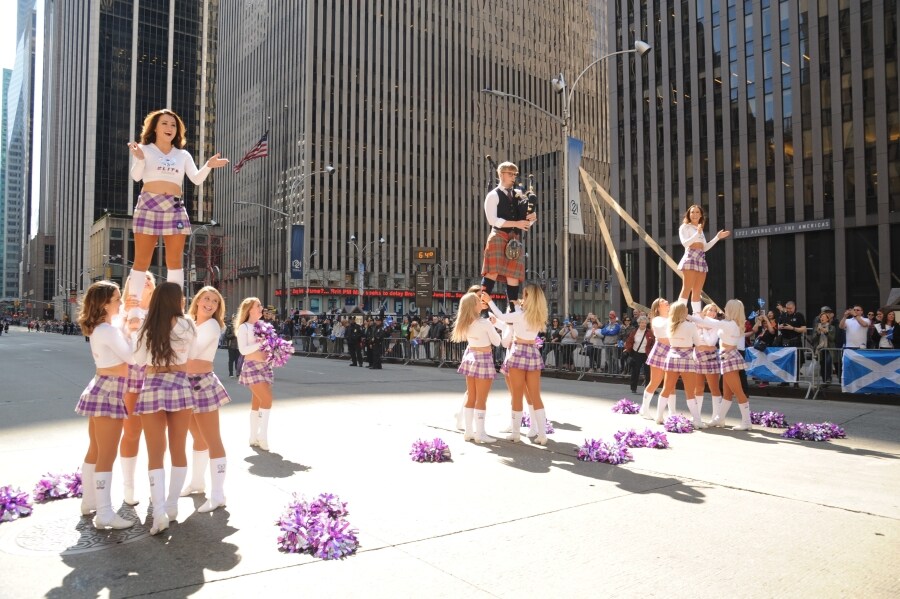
top-left (745, 347), bottom-right (798, 383)
top-left (841, 350), bottom-right (900, 394)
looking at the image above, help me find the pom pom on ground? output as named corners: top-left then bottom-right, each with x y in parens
top-left (0, 485), bottom-right (33, 523)
top-left (577, 439), bottom-right (634, 464)
top-left (410, 438), bottom-right (452, 463)
top-left (611, 399), bottom-right (640, 414)
top-left (277, 493), bottom-right (359, 559)
top-left (750, 411), bottom-right (789, 428)
top-left (33, 471), bottom-right (82, 503)
top-left (782, 422), bottom-right (846, 442)
top-left (664, 415), bottom-right (694, 434)
top-left (520, 414), bottom-right (555, 434)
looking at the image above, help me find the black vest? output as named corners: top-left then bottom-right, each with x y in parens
top-left (495, 188), bottom-right (520, 221)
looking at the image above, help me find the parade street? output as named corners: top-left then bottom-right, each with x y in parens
top-left (0, 328), bottom-right (898, 598)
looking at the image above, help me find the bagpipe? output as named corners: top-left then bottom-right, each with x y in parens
top-left (505, 174), bottom-right (537, 260)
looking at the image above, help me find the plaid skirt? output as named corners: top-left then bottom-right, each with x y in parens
top-left (481, 230), bottom-right (525, 284)
top-left (133, 191), bottom-right (192, 236)
top-left (457, 348), bottom-right (496, 380)
top-left (694, 349), bottom-right (721, 375)
top-left (719, 348), bottom-right (746, 373)
top-left (188, 372), bottom-right (231, 413)
top-left (677, 247), bottom-right (708, 273)
top-left (645, 341), bottom-right (671, 369)
top-left (239, 359), bottom-right (274, 386)
top-left (134, 372), bottom-right (194, 414)
top-left (126, 364), bottom-right (147, 394)
top-left (75, 375), bottom-right (129, 419)
top-left (663, 347), bottom-right (699, 373)
top-left (501, 342), bottom-right (544, 375)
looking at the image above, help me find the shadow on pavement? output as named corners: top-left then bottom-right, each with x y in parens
top-left (46, 503), bottom-right (240, 599)
top-left (244, 449), bottom-right (310, 478)
top-left (549, 419), bottom-right (582, 432)
top-left (727, 428), bottom-right (900, 460)
top-left (485, 439), bottom-right (707, 504)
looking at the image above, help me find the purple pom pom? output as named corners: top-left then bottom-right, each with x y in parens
top-left (254, 321), bottom-right (294, 368)
top-left (611, 399), bottom-right (640, 414)
top-left (782, 422), bottom-right (846, 442)
top-left (664, 415), bottom-right (694, 434)
top-left (410, 438), bottom-right (452, 463)
top-left (0, 485), bottom-right (33, 523)
top-left (613, 428), bottom-right (670, 449)
top-left (643, 429), bottom-right (670, 449)
top-left (277, 493), bottom-right (359, 559)
top-left (750, 411), bottom-right (789, 428)
top-left (577, 438), bottom-right (633, 464)
top-left (519, 414), bottom-right (555, 434)
top-left (33, 470), bottom-right (82, 503)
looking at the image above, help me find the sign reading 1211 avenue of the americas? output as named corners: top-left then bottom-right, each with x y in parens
top-left (733, 219), bottom-right (832, 239)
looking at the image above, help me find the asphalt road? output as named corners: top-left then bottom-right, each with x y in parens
top-left (0, 327), bottom-right (898, 598)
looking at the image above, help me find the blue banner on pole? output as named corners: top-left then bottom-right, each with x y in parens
top-left (745, 347), bottom-right (798, 382)
top-left (290, 224), bottom-right (305, 279)
top-left (841, 349), bottom-right (900, 394)
top-left (567, 136), bottom-right (585, 235)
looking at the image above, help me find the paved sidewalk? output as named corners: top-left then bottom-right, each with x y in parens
top-left (0, 338), bottom-right (898, 598)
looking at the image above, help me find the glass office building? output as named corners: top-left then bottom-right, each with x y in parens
top-left (610, 0), bottom-right (899, 318)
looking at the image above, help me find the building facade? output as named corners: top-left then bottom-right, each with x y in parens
top-left (214, 0), bottom-right (617, 318)
top-left (3, 0), bottom-right (37, 302)
top-left (610, 0), bottom-right (899, 319)
top-left (41, 0), bottom-right (219, 308)
top-left (0, 69), bottom-right (10, 303)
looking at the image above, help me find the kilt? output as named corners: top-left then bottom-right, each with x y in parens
top-left (239, 359), bottom-right (274, 386)
top-left (75, 375), bottom-right (129, 419)
top-left (134, 372), bottom-right (194, 414)
top-left (126, 364), bottom-right (147, 394)
top-left (677, 247), bottom-right (708, 272)
top-left (693, 349), bottom-right (721, 375)
top-left (481, 230), bottom-right (525, 284)
top-left (719, 348), bottom-right (746, 373)
top-left (188, 372), bottom-right (231, 413)
top-left (501, 342), bottom-right (544, 375)
top-left (457, 348), bottom-right (496, 380)
top-left (133, 191), bottom-right (192, 236)
top-left (663, 347), bottom-right (699, 373)
top-left (645, 341), bottom-right (671, 369)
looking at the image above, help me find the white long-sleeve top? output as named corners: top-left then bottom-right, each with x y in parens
top-left (694, 322), bottom-right (719, 347)
top-left (488, 301), bottom-right (542, 340)
top-left (651, 316), bottom-right (670, 340)
top-left (668, 320), bottom-right (699, 348)
top-left (130, 143), bottom-right (211, 188)
top-left (689, 315), bottom-right (745, 348)
top-left (484, 188), bottom-right (515, 228)
top-left (90, 322), bottom-right (136, 368)
top-left (189, 318), bottom-right (222, 362)
top-left (492, 317), bottom-right (513, 348)
top-left (237, 321), bottom-right (262, 355)
top-left (134, 316), bottom-right (195, 366)
top-left (678, 223), bottom-right (720, 252)
top-left (463, 317), bottom-right (502, 347)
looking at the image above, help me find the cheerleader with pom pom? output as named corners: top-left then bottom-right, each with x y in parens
top-left (690, 299), bottom-right (752, 430)
top-left (180, 287), bottom-right (230, 512)
top-left (657, 301), bottom-right (702, 427)
top-left (451, 290), bottom-right (502, 443)
top-left (133, 282), bottom-right (197, 535)
top-left (75, 281), bottom-right (135, 530)
top-left (692, 303), bottom-right (723, 427)
top-left (484, 283), bottom-right (550, 445)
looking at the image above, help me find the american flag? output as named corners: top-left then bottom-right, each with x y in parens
top-left (232, 130), bottom-right (269, 173)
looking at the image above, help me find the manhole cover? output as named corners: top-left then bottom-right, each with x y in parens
top-left (0, 501), bottom-right (150, 555)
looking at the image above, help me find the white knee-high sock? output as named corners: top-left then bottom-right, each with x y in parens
top-left (738, 401), bottom-right (751, 425)
top-left (198, 457), bottom-right (226, 513)
top-left (81, 463), bottom-right (96, 515)
top-left (691, 301), bottom-right (702, 314)
top-left (641, 390), bottom-right (654, 414)
top-left (167, 268), bottom-right (184, 289)
top-left (165, 466), bottom-right (188, 519)
top-left (128, 269), bottom-right (147, 299)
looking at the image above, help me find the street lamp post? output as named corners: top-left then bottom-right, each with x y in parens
top-left (303, 249), bottom-right (318, 309)
top-left (236, 165), bottom-right (334, 319)
top-left (483, 39), bottom-right (651, 318)
top-left (347, 234), bottom-right (385, 310)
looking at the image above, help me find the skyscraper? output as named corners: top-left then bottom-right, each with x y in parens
top-left (41, 0), bottom-right (218, 301)
top-left (610, 0), bottom-right (899, 317)
top-left (3, 0), bottom-right (37, 302)
top-left (214, 1), bottom-right (616, 316)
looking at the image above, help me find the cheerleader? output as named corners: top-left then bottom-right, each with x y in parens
top-left (118, 271), bottom-right (156, 506)
top-left (691, 299), bottom-right (752, 430)
top-left (451, 290), bottom-right (502, 443)
top-left (125, 109), bottom-right (228, 300)
top-left (75, 281), bottom-right (134, 529)
top-left (692, 303), bottom-right (723, 424)
top-left (641, 298), bottom-right (671, 419)
top-left (485, 284), bottom-right (550, 445)
top-left (658, 301), bottom-right (701, 426)
top-left (677, 205), bottom-right (730, 314)
top-left (236, 297), bottom-right (275, 451)
top-left (180, 287), bottom-right (230, 512)
top-left (133, 282), bottom-right (197, 535)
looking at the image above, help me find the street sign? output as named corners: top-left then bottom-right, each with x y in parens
top-left (415, 271), bottom-right (432, 309)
